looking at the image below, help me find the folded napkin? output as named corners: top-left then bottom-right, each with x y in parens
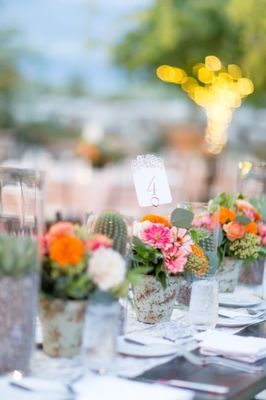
top-left (74, 375), bottom-right (194, 400)
top-left (199, 331), bottom-right (266, 363)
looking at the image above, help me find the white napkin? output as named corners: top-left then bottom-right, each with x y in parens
top-left (199, 331), bottom-right (266, 363)
top-left (74, 375), bottom-right (194, 400)
top-left (123, 332), bottom-right (174, 346)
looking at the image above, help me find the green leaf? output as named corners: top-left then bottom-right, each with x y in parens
top-left (171, 208), bottom-right (193, 229)
top-left (234, 215), bottom-right (251, 225)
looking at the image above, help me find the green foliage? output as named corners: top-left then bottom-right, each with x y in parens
top-left (234, 215), bottom-right (251, 225)
top-left (113, 0), bottom-right (266, 103)
top-left (131, 236), bottom-right (166, 287)
top-left (41, 257), bottom-right (93, 300)
top-left (93, 210), bottom-right (128, 256)
top-left (171, 208), bottom-right (193, 229)
top-left (0, 234), bottom-right (38, 277)
top-left (208, 192), bottom-right (235, 211)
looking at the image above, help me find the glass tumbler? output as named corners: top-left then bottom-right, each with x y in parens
top-left (82, 300), bottom-right (120, 372)
top-left (188, 277), bottom-right (218, 331)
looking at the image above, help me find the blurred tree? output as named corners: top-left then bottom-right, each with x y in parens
top-left (0, 28), bottom-right (23, 127)
top-left (65, 74), bottom-right (89, 97)
top-left (113, 0), bottom-right (266, 102)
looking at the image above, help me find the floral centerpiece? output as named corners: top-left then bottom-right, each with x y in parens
top-left (40, 221), bottom-right (130, 357)
top-left (131, 209), bottom-right (212, 323)
top-left (207, 193), bottom-right (266, 292)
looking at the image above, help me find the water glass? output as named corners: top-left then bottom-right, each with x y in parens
top-left (82, 300), bottom-right (120, 371)
top-left (237, 161), bottom-right (266, 197)
top-left (0, 167), bottom-right (43, 235)
top-left (188, 277), bottom-right (218, 331)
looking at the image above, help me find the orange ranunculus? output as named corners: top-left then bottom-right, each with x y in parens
top-left (219, 207), bottom-right (236, 225)
top-left (141, 214), bottom-right (171, 227)
top-left (223, 221), bottom-right (245, 241)
top-left (245, 221), bottom-right (258, 235)
top-left (48, 222), bottom-right (74, 244)
top-left (50, 236), bottom-right (85, 266)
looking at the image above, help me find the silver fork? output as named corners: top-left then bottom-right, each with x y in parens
top-left (180, 349), bottom-right (263, 374)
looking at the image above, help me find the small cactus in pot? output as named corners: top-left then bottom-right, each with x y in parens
top-left (93, 210), bottom-right (128, 256)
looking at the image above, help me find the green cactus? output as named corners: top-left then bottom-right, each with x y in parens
top-left (93, 211), bottom-right (128, 256)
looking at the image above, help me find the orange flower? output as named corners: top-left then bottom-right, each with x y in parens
top-left (141, 214), bottom-right (171, 227)
top-left (219, 207), bottom-right (236, 225)
top-left (191, 244), bottom-right (205, 257)
top-left (223, 221), bottom-right (245, 241)
top-left (245, 221), bottom-right (258, 235)
top-left (50, 236), bottom-right (85, 266)
top-left (48, 222), bottom-right (74, 244)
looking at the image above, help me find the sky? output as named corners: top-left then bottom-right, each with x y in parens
top-left (1, 0), bottom-right (152, 94)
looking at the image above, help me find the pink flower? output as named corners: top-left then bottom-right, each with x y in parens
top-left (140, 223), bottom-right (172, 250)
top-left (176, 228), bottom-right (193, 255)
top-left (39, 234), bottom-right (49, 256)
top-left (164, 247), bottom-right (188, 274)
top-left (47, 222), bottom-right (74, 244)
top-left (192, 214), bottom-right (215, 230)
top-left (86, 234), bottom-right (113, 251)
top-left (258, 224), bottom-right (266, 246)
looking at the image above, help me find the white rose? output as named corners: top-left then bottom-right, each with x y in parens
top-left (88, 248), bottom-right (126, 291)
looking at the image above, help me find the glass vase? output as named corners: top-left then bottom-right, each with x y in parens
top-left (82, 299), bottom-right (120, 372)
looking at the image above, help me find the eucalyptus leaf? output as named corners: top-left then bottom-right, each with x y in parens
top-left (171, 208), bottom-right (193, 229)
top-left (234, 215), bottom-right (251, 225)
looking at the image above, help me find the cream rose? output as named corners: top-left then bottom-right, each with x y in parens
top-left (88, 248), bottom-right (126, 291)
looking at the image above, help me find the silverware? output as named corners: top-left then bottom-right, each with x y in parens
top-left (138, 378), bottom-right (229, 395)
top-left (164, 379), bottom-right (230, 395)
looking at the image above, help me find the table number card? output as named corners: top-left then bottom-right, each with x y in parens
top-left (132, 154), bottom-right (172, 207)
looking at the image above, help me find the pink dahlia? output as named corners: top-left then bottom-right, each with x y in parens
top-left (140, 223), bottom-right (172, 250)
top-left (86, 234), bottom-right (113, 251)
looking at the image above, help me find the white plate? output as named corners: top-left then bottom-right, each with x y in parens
top-left (216, 316), bottom-right (259, 327)
top-left (218, 293), bottom-right (262, 308)
top-left (117, 337), bottom-right (177, 358)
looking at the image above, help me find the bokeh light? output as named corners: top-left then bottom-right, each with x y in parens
top-left (156, 56), bottom-right (254, 154)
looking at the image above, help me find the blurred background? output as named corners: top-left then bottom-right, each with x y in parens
top-left (0, 0), bottom-right (265, 222)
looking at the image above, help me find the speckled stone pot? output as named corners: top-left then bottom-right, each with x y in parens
top-left (132, 275), bottom-right (180, 324)
top-left (0, 273), bottom-right (38, 373)
top-left (239, 259), bottom-right (265, 285)
top-left (39, 297), bottom-right (86, 357)
top-left (216, 257), bottom-right (242, 293)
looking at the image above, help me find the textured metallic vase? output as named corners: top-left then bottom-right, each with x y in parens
top-left (39, 297), bottom-right (86, 357)
top-left (132, 275), bottom-right (179, 324)
top-left (0, 273), bottom-right (38, 373)
top-left (216, 257), bottom-right (242, 293)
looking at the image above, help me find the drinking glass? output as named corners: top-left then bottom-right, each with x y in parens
top-left (0, 167), bottom-right (44, 236)
top-left (82, 300), bottom-right (120, 372)
top-left (237, 161), bottom-right (266, 198)
top-left (188, 277), bottom-right (218, 331)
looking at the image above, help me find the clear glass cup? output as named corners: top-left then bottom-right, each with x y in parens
top-left (237, 161), bottom-right (266, 198)
top-left (188, 277), bottom-right (218, 331)
top-left (0, 167), bottom-right (44, 236)
top-left (82, 300), bottom-right (120, 372)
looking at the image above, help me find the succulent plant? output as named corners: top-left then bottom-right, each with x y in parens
top-left (0, 234), bottom-right (39, 278)
top-left (93, 210), bottom-right (128, 256)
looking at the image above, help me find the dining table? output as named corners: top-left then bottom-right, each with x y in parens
top-left (1, 284), bottom-right (266, 400)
